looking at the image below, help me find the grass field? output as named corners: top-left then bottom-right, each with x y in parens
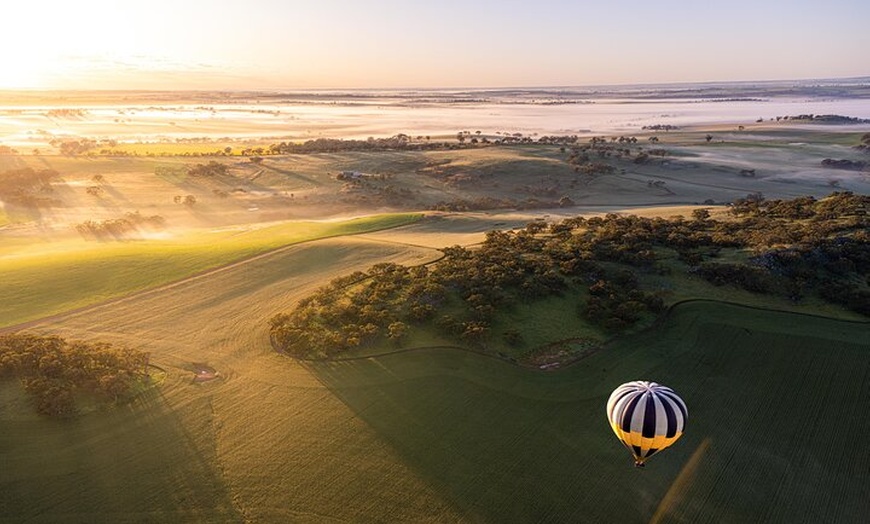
top-left (2, 235), bottom-right (459, 523)
top-left (306, 300), bottom-right (870, 523)
top-left (3, 287), bottom-right (867, 522)
top-left (0, 213), bottom-right (421, 328)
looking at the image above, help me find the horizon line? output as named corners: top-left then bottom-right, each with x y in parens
top-left (2, 74), bottom-right (869, 94)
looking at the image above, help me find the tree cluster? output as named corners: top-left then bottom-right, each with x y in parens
top-left (583, 271), bottom-right (665, 332)
top-left (771, 114), bottom-right (870, 124)
top-left (642, 124), bottom-right (679, 131)
top-left (268, 133), bottom-right (604, 156)
top-left (50, 138), bottom-right (112, 156)
top-left (270, 217), bottom-right (666, 358)
top-left (821, 158), bottom-right (867, 171)
top-left (0, 167), bottom-right (61, 207)
top-left (564, 137), bottom-right (660, 179)
top-left (268, 135), bottom-right (446, 154)
top-left (272, 192), bottom-right (870, 360)
top-left (0, 333), bottom-right (151, 417)
top-left (74, 211), bottom-right (166, 240)
top-left (174, 194), bottom-right (198, 206)
top-left (187, 161), bottom-right (230, 177)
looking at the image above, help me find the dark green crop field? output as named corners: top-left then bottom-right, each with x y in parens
top-left (1, 276), bottom-right (868, 521)
top-left (310, 301), bottom-right (869, 523)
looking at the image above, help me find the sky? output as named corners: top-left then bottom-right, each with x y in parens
top-left (1, 0), bottom-right (867, 90)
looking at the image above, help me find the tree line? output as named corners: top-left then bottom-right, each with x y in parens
top-left (74, 211), bottom-right (166, 241)
top-left (270, 192), bottom-right (870, 360)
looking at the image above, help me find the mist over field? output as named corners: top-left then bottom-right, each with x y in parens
top-left (2, 79), bottom-right (868, 148)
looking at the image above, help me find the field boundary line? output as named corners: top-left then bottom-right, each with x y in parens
top-left (663, 298), bottom-right (870, 325)
top-left (281, 298), bottom-right (869, 369)
top-left (0, 215), bottom-right (426, 334)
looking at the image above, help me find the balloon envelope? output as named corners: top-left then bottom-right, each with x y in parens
top-left (606, 381), bottom-right (687, 467)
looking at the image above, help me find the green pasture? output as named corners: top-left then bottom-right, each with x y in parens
top-left (0, 385), bottom-right (241, 522)
top-left (644, 251), bottom-right (867, 321)
top-left (0, 213), bottom-right (420, 328)
top-left (1, 285), bottom-right (867, 520)
top-left (481, 292), bottom-right (615, 359)
top-left (309, 301), bottom-right (870, 523)
top-left (345, 291), bottom-right (611, 361)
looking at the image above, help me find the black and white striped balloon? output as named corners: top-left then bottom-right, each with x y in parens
top-left (606, 381), bottom-right (687, 467)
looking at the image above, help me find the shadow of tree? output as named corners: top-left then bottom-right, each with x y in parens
top-left (305, 349), bottom-right (675, 523)
top-left (0, 388), bottom-right (243, 522)
top-left (304, 301), bottom-right (870, 523)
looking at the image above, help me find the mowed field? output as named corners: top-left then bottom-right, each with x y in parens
top-left (2, 217), bottom-right (868, 522)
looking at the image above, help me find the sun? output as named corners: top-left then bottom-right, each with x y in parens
top-left (0, 2), bottom-right (154, 90)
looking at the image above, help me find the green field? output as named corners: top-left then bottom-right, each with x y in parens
top-left (0, 213), bottom-right (421, 328)
top-left (2, 295), bottom-right (867, 522)
top-left (306, 301), bottom-right (870, 522)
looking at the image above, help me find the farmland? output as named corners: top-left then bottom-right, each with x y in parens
top-left (2, 87), bottom-right (870, 522)
top-left (309, 301), bottom-right (870, 523)
top-left (0, 213), bottom-right (421, 328)
top-left (3, 274), bottom-right (868, 522)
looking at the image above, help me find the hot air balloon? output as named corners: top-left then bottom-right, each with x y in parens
top-left (606, 381), bottom-right (687, 467)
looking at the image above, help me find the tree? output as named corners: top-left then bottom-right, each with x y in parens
top-left (691, 208), bottom-right (711, 221)
top-left (387, 321), bottom-right (408, 342)
top-left (503, 329), bottom-right (524, 347)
